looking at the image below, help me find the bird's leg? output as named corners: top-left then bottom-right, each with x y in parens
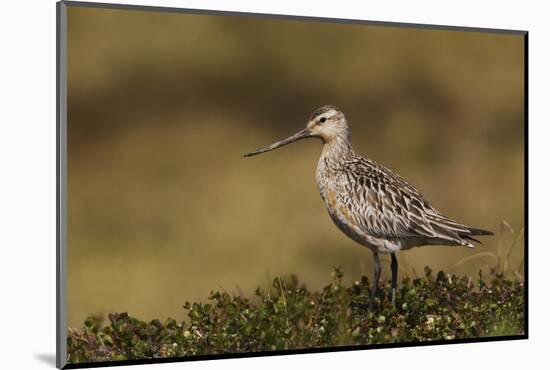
top-left (369, 253), bottom-right (381, 310)
top-left (391, 253), bottom-right (398, 305)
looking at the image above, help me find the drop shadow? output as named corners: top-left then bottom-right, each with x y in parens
top-left (34, 353), bottom-right (56, 367)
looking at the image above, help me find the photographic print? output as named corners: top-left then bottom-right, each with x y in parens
top-left (57, 1), bottom-right (527, 368)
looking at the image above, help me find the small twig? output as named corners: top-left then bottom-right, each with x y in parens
top-left (504, 228), bottom-right (524, 273)
top-left (514, 270), bottom-right (524, 282)
top-left (218, 284), bottom-right (232, 299)
top-left (219, 284), bottom-right (248, 322)
top-left (447, 252), bottom-right (498, 272)
top-left (277, 276), bottom-right (288, 313)
top-left (276, 276), bottom-right (290, 327)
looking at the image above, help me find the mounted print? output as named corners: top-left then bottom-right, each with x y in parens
top-left (56, 1), bottom-right (528, 368)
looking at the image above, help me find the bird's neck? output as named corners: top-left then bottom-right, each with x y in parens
top-left (320, 134), bottom-right (354, 165)
top-left (316, 135), bottom-right (353, 196)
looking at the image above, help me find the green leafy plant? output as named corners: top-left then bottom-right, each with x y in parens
top-left (67, 268), bottom-right (524, 364)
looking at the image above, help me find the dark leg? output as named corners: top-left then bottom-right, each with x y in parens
top-left (369, 253), bottom-right (381, 310)
top-left (391, 253), bottom-right (398, 304)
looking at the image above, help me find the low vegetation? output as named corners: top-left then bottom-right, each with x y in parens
top-left (67, 267), bottom-right (524, 364)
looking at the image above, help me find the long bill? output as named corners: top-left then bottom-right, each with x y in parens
top-left (243, 128), bottom-right (312, 157)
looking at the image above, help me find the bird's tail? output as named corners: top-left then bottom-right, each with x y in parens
top-left (468, 227), bottom-right (494, 236)
top-left (460, 227), bottom-right (493, 246)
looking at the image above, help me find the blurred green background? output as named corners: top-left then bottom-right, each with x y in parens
top-left (67, 6), bottom-right (525, 327)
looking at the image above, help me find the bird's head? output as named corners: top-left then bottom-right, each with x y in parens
top-left (306, 105), bottom-right (349, 143)
top-left (244, 105), bottom-right (349, 157)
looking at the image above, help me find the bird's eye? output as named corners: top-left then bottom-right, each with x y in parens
top-left (319, 117), bottom-right (327, 123)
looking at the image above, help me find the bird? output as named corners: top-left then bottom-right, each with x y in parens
top-left (244, 105), bottom-right (493, 309)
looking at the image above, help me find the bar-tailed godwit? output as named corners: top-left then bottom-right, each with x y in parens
top-left (244, 105), bottom-right (492, 309)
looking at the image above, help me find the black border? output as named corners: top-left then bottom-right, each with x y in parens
top-left (57, 1), bottom-right (529, 369)
top-left (523, 32), bottom-right (529, 339)
top-left (64, 335), bottom-right (525, 369)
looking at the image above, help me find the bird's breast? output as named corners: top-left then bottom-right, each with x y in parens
top-left (315, 155), bottom-right (336, 193)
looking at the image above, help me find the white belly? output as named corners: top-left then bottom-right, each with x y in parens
top-left (325, 201), bottom-right (407, 255)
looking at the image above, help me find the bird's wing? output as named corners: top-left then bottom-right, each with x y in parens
top-left (335, 158), bottom-right (475, 245)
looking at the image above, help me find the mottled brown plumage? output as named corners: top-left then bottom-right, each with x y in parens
top-left (244, 105), bottom-right (492, 308)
